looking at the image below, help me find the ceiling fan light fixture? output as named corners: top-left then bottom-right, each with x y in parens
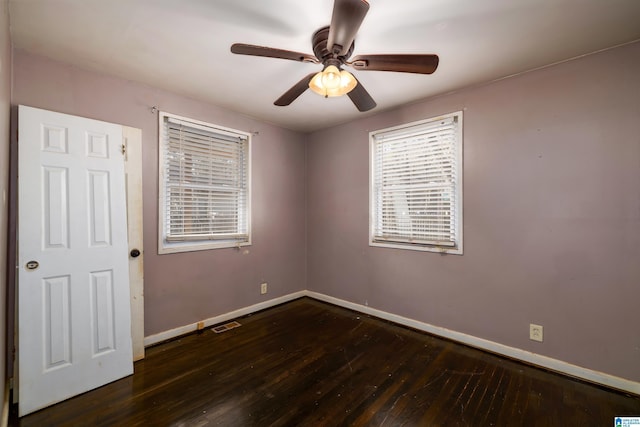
top-left (321, 65), bottom-right (342, 90)
top-left (309, 65), bottom-right (357, 98)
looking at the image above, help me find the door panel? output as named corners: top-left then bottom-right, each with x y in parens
top-left (44, 275), bottom-right (71, 369)
top-left (43, 167), bottom-right (69, 248)
top-left (18, 105), bottom-right (133, 416)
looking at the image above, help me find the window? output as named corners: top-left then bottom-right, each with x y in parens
top-left (159, 112), bottom-right (251, 253)
top-left (370, 111), bottom-right (462, 254)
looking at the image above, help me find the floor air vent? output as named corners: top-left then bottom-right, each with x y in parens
top-left (212, 321), bottom-right (242, 334)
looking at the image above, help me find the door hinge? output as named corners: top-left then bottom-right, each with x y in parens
top-left (121, 144), bottom-right (126, 155)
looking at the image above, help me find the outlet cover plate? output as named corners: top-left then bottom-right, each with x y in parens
top-left (530, 324), bottom-right (543, 342)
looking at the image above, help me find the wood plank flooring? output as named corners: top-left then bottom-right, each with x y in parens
top-left (10, 297), bottom-right (640, 426)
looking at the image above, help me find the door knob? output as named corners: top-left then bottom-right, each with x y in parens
top-left (130, 249), bottom-right (141, 258)
top-left (25, 260), bottom-right (39, 270)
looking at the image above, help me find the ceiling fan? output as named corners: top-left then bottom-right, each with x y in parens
top-left (230, 0), bottom-right (439, 112)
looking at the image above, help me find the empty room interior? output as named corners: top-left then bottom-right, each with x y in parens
top-left (1, 0), bottom-right (640, 425)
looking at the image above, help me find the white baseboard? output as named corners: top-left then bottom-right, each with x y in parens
top-left (144, 289), bottom-right (640, 395)
top-left (143, 291), bottom-right (306, 347)
top-left (306, 291), bottom-right (640, 395)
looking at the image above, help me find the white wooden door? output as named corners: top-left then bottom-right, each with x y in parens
top-left (18, 105), bottom-right (133, 416)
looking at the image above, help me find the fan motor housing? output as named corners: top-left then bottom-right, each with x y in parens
top-left (312, 26), bottom-right (354, 65)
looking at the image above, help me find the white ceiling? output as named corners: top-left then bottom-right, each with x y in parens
top-left (8, 0), bottom-right (640, 133)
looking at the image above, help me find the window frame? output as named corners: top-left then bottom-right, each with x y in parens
top-left (369, 111), bottom-right (463, 254)
top-left (158, 111), bottom-right (251, 254)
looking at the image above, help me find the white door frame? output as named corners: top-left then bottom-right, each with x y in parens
top-left (123, 127), bottom-right (144, 361)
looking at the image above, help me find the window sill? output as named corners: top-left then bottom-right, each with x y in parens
top-left (369, 240), bottom-right (462, 255)
top-left (159, 239), bottom-right (252, 254)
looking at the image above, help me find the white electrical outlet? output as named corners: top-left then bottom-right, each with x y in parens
top-left (260, 282), bottom-right (268, 294)
top-left (530, 324), bottom-right (543, 342)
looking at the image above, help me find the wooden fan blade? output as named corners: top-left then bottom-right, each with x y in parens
top-left (349, 54), bottom-right (439, 74)
top-left (327, 0), bottom-right (370, 56)
top-left (231, 43), bottom-right (319, 63)
top-left (347, 77), bottom-right (376, 112)
top-left (274, 73), bottom-right (317, 106)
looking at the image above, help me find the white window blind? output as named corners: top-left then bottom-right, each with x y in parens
top-left (159, 112), bottom-right (250, 253)
top-left (370, 112), bottom-right (462, 253)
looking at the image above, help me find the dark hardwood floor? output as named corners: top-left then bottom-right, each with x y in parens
top-left (10, 297), bottom-right (640, 426)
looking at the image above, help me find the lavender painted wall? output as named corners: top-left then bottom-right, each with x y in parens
top-left (11, 50), bottom-right (307, 336)
top-left (306, 42), bottom-right (640, 382)
top-left (0, 0), bottom-right (11, 407)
